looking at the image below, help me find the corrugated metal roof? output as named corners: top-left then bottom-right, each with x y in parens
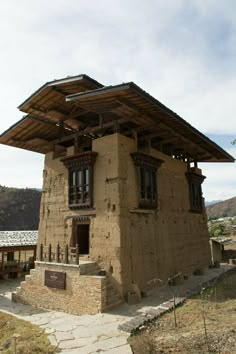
top-left (0, 231), bottom-right (38, 247)
top-left (210, 237), bottom-right (236, 245)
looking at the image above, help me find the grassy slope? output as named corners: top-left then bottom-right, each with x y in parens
top-left (0, 312), bottom-right (57, 354)
top-left (129, 270), bottom-right (236, 354)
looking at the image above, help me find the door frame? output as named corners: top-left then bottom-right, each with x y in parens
top-left (71, 220), bottom-right (90, 255)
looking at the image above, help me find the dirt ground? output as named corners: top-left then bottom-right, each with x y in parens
top-left (129, 269), bottom-right (236, 354)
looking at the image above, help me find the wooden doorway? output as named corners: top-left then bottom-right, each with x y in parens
top-left (74, 223), bottom-right (90, 255)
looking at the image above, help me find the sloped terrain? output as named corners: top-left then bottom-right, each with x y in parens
top-left (0, 186), bottom-right (41, 231)
top-left (206, 196), bottom-right (236, 219)
top-left (0, 311), bottom-right (57, 353)
top-left (129, 270), bottom-right (236, 354)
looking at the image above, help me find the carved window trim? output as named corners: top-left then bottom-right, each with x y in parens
top-left (186, 170), bottom-right (206, 213)
top-left (61, 151), bottom-right (97, 209)
top-left (131, 152), bottom-right (163, 209)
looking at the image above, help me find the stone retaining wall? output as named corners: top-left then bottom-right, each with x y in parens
top-left (13, 261), bottom-right (106, 315)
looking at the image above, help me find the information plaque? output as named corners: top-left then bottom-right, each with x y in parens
top-left (45, 270), bottom-right (66, 289)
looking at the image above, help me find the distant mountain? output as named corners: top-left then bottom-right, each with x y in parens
top-left (205, 200), bottom-right (222, 207)
top-left (206, 196), bottom-right (236, 219)
top-left (0, 185), bottom-right (41, 231)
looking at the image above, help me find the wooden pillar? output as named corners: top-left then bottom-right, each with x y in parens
top-left (40, 244), bottom-right (44, 261)
top-left (132, 130), bottom-right (138, 149)
top-left (65, 245), bottom-right (69, 264)
top-left (59, 119), bottom-right (65, 136)
top-left (99, 114), bottom-right (103, 129)
top-left (2, 251), bottom-right (6, 278)
top-left (74, 136), bottom-right (79, 154)
top-left (18, 250), bottom-right (21, 271)
top-left (186, 157), bottom-right (191, 172)
top-left (56, 243), bottom-right (60, 263)
top-left (48, 244), bottom-right (52, 262)
top-left (76, 244), bottom-right (79, 265)
top-left (114, 120), bottom-right (120, 133)
top-left (1, 251), bottom-right (4, 273)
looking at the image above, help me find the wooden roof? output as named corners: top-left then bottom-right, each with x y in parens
top-left (0, 75), bottom-right (103, 154)
top-left (0, 75), bottom-right (234, 162)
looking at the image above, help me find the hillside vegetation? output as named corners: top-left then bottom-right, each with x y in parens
top-left (129, 270), bottom-right (236, 354)
top-left (206, 196), bottom-right (236, 219)
top-left (0, 185), bottom-right (41, 231)
top-left (0, 311), bottom-right (57, 353)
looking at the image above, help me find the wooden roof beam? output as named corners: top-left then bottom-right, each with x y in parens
top-left (116, 98), bottom-right (154, 125)
top-left (139, 131), bottom-right (168, 141)
top-left (28, 112), bottom-right (77, 133)
top-left (51, 117), bottom-right (128, 145)
top-left (134, 123), bottom-right (160, 133)
top-left (116, 97), bottom-right (217, 160)
top-left (161, 136), bottom-right (182, 145)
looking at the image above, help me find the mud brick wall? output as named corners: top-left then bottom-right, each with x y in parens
top-left (36, 133), bottom-right (211, 299)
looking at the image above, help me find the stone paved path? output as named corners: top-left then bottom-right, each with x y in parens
top-left (0, 264), bottom-right (235, 353)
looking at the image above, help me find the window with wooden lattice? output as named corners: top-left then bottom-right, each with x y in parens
top-left (131, 152), bottom-right (163, 209)
top-left (186, 169), bottom-right (206, 212)
top-left (61, 151), bottom-right (97, 209)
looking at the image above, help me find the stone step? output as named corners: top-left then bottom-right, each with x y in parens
top-left (24, 274), bottom-right (36, 285)
top-left (105, 275), bottom-right (122, 310)
top-left (106, 284), bottom-right (117, 291)
top-left (107, 289), bottom-right (119, 297)
top-left (79, 262), bottom-right (100, 275)
top-left (105, 299), bottom-right (123, 311)
top-left (18, 281), bottom-right (27, 290)
top-left (106, 295), bottom-right (121, 306)
top-left (29, 269), bottom-right (36, 278)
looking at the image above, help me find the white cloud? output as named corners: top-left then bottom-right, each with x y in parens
top-left (200, 146), bottom-right (236, 201)
top-left (0, 146), bottom-right (44, 188)
top-left (0, 0), bottom-right (235, 199)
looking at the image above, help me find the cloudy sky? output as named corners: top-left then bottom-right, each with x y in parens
top-left (0, 0), bottom-right (235, 201)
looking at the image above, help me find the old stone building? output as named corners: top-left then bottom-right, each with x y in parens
top-left (0, 75), bottom-right (234, 314)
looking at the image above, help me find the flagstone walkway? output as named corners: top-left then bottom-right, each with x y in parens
top-left (0, 264), bottom-right (234, 354)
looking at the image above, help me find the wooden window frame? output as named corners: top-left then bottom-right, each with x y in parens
top-left (68, 166), bottom-right (92, 208)
top-left (7, 251), bottom-right (14, 262)
top-left (138, 166), bottom-right (157, 208)
top-left (186, 170), bottom-right (206, 213)
top-left (61, 151), bottom-right (97, 209)
top-left (131, 152), bottom-right (163, 209)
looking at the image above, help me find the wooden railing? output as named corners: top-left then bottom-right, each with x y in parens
top-left (0, 260), bottom-right (34, 276)
top-left (38, 244), bottom-right (80, 265)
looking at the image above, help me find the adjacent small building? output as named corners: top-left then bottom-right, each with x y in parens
top-left (0, 231), bottom-right (37, 279)
top-left (0, 74), bottom-right (234, 314)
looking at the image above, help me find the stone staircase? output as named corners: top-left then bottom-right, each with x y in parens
top-left (105, 275), bottom-right (123, 310)
top-left (13, 268), bottom-right (37, 303)
top-left (13, 261), bottom-right (123, 311)
top-left (79, 260), bottom-right (101, 275)
top-left (80, 261), bottom-right (123, 310)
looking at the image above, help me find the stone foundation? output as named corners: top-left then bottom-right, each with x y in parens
top-left (13, 261), bottom-right (106, 315)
